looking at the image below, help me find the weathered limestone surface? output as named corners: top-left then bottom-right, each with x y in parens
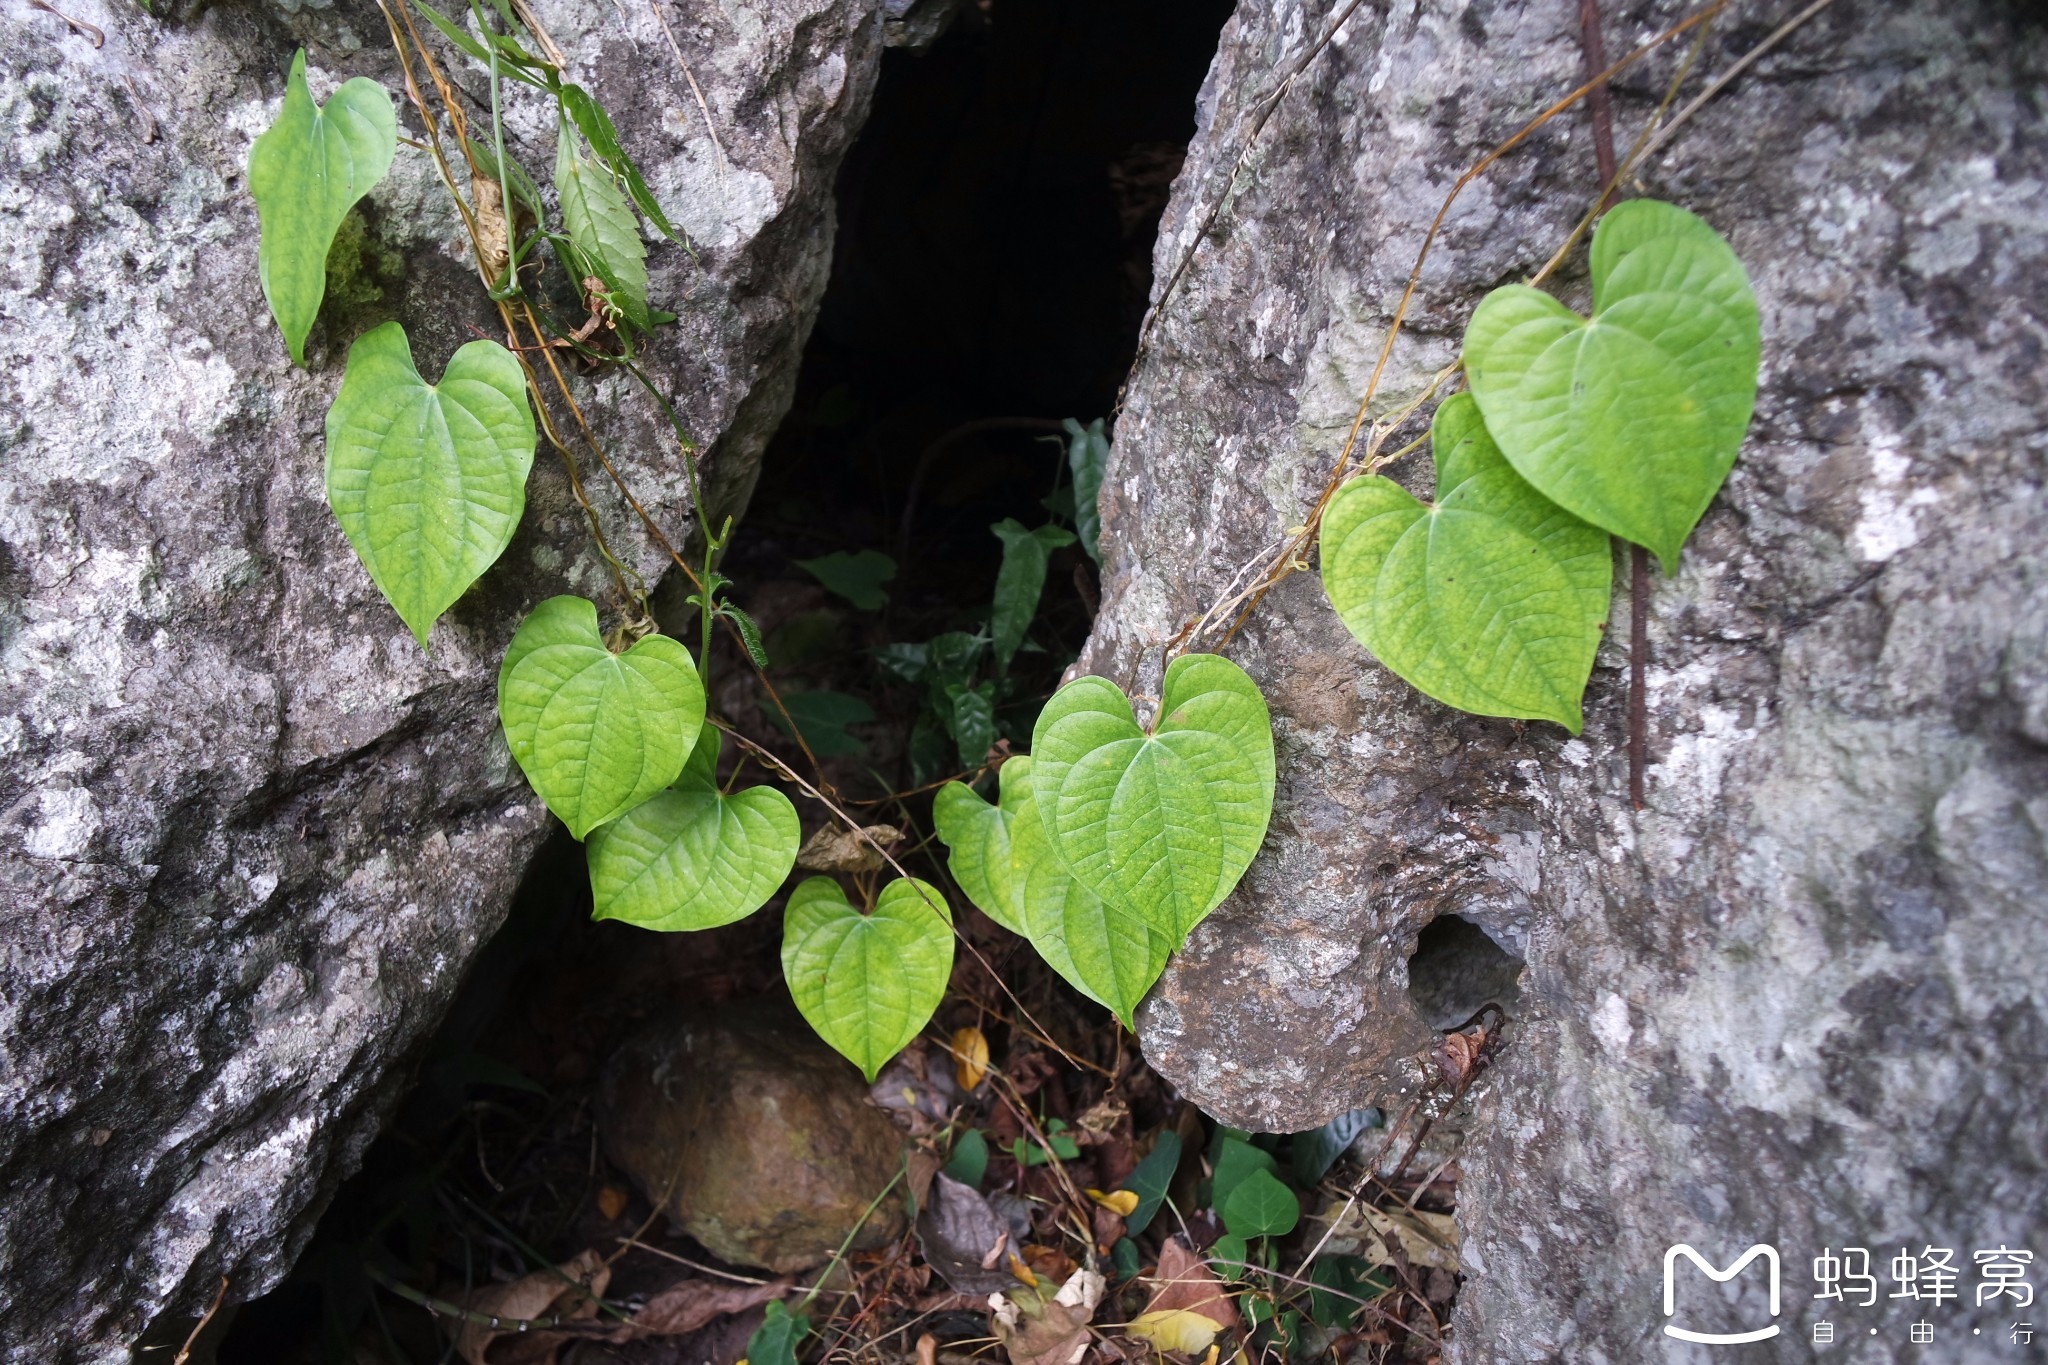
top-left (1091, 2), bottom-right (2047, 1359)
top-left (0, 0), bottom-right (910, 1355)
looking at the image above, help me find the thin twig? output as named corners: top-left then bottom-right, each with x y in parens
top-left (1126, 0), bottom-right (1374, 398)
top-left (172, 1277), bottom-right (229, 1365)
top-left (613, 1239), bottom-right (776, 1285)
top-left (647, 0), bottom-right (731, 184)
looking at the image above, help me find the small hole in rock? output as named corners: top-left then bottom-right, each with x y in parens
top-left (1405, 914), bottom-right (1524, 1032)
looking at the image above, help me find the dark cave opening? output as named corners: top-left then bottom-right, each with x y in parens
top-left (213, 2), bottom-right (1233, 1359)
top-left (1405, 914), bottom-right (1526, 1034)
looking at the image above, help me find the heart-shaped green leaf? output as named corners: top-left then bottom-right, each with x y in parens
top-left (248, 51), bottom-right (397, 365)
top-left (935, 757), bottom-right (1171, 1027)
top-left (932, 763), bottom-right (1031, 937)
top-left (325, 322), bottom-right (537, 647)
top-left (497, 596), bottom-right (706, 839)
top-left (781, 876), bottom-right (954, 1081)
top-left (1031, 654), bottom-right (1275, 940)
top-left (587, 728), bottom-right (799, 930)
top-left (556, 127), bottom-right (650, 331)
top-left (1321, 393), bottom-right (1611, 732)
top-left (1221, 1168), bottom-right (1300, 1239)
top-left (1464, 199), bottom-right (1760, 570)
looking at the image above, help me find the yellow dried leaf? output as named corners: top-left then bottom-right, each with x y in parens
top-left (1086, 1188), bottom-right (1139, 1217)
top-left (1129, 1308), bottom-right (1226, 1354)
top-left (951, 1025), bottom-right (989, 1091)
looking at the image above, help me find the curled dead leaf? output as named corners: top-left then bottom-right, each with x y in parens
top-left (1128, 1309), bottom-right (1226, 1355)
top-left (951, 1025), bottom-right (989, 1091)
top-left (624, 1276), bottom-right (789, 1337)
top-left (1318, 1201), bottom-right (1460, 1272)
top-left (473, 175), bottom-right (511, 285)
top-left (990, 1269), bottom-right (1104, 1365)
top-left (451, 1249), bottom-right (609, 1365)
top-left (1138, 1236), bottom-right (1228, 1334)
top-left (795, 823), bottom-right (903, 873)
top-left (1085, 1188), bottom-right (1139, 1218)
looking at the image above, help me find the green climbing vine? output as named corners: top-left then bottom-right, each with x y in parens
top-left (250, 0), bottom-right (1762, 1088)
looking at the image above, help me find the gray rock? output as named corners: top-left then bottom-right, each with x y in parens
top-left (1089, 1), bottom-right (2047, 1360)
top-left (0, 0), bottom-right (888, 1356)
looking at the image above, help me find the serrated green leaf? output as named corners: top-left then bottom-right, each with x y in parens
top-left (1118, 1129), bottom-right (1182, 1237)
top-left (408, 0), bottom-right (548, 86)
top-left (990, 519), bottom-right (1077, 671)
top-left (248, 51), bottom-right (397, 364)
top-left (946, 681), bottom-right (997, 766)
top-left (1464, 199), bottom-right (1760, 570)
top-left (1064, 417), bottom-right (1109, 564)
top-left (497, 596), bottom-right (706, 838)
top-left (796, 549), bottom-right (896, 610)
top-left (782, 876), bottom-right (954, 1081)
top-left (587, 729), bottom-right (799, 931)
top-left (725, 604), bottom-right (771, 668)
top-left (324, 322), bottom-right (536, 647)
top-left (1221, 1168), bottom-right (1300, 1239)
top-left (1031, 654), bottom-right (1275, 940)
top-left (933, 757), bottom-right (1171, 1027)
top-left (559, 82), bottom-right (682, 243)
top-left (556, 126), bottom-right (650, 330)
top-left (1321, 393), bottom-right (1611, 732)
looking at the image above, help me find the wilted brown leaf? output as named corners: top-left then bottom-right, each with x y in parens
top-left (626, 1276), bottom-right (789, 1336)
top-left (451, 1249), bottom-right (609, 1365)
top-left (1320, 1202), bottom-right (1460, 1272)
top-left (917, 1173), bottom-right (1020, 1295)
top-left (795, 823), bottom-right (903, 873)
top-left (1140, 1239), bottom-right (1239, 1330)
top-left (991, 1269), bottom-right (1105, 1365)
top-left (951, 1026), bottom-right (990, 1092)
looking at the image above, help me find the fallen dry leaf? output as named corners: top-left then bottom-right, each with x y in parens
top-left (991, 1268), bottom-right (1104, 1365)
top-left (1320, 1202), bottom-right (1460, 1272)
top-left (1141, 1239), bottom-right (1239, 1330)
top-left (1075, 1096), bottom-right (1129, 1137)
top-left (596, 1184), bottom-right (629, 1220)
top-left (795, 823), bottom-right (903, 873)
top-left (452, 1249), bottom-right (609, 1365)
top-left (951, 1025), bottom-right (990, 1091)
top-left (918, 1173), bottom-right (1020, 1295)
top-left (1085, 1188), bottom-right (1139, 1218)
top-left (473, 174), bottom-right (511, 284)
top-left (626, 1276), bottom-right (789, 1336)
top-left (1128, 1309), bottom-right (1225, 1355)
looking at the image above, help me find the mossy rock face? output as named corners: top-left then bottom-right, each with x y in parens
top-left (596, 998), bottom-right (909, 1272)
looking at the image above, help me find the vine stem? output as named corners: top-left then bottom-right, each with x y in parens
top-left (1573, 0), bottom-right (1652, 812)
